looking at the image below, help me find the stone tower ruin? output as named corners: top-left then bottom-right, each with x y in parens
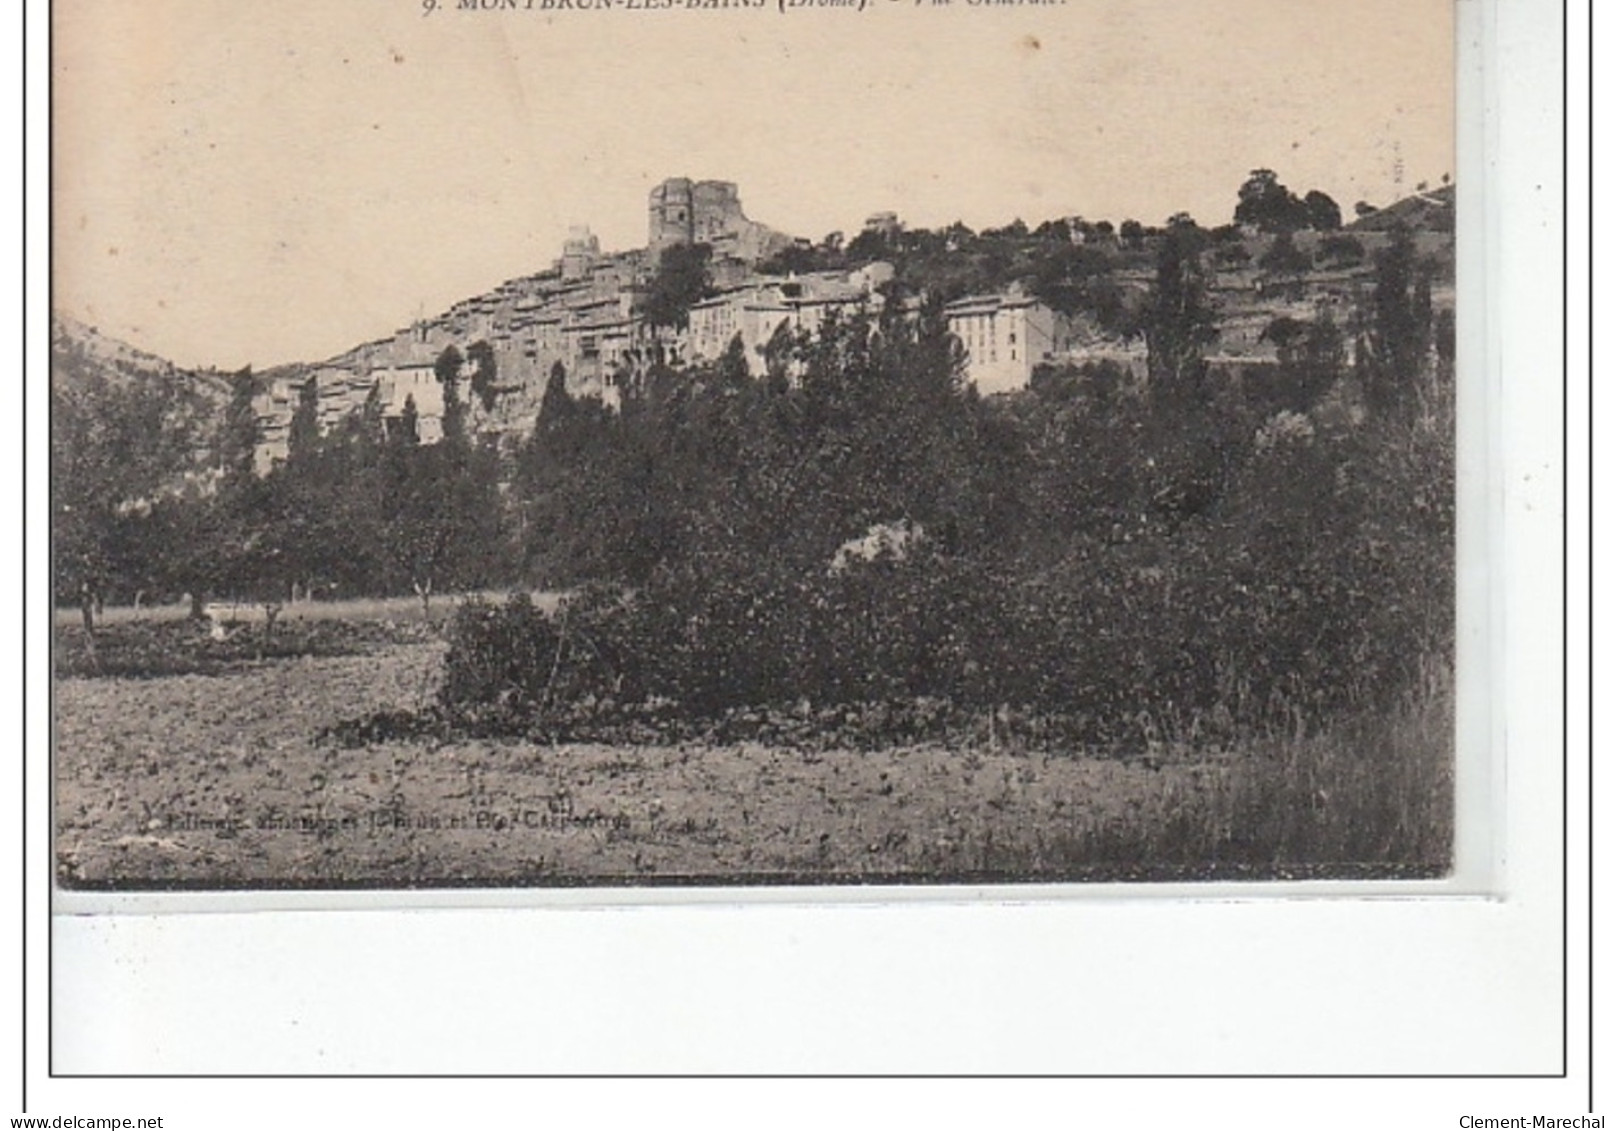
top-left (647, 177), bottom-right (790, 265)
top-left (648, 177), bottom-right (698, 254)
top-left (560, 225), bottom-right (601, 282)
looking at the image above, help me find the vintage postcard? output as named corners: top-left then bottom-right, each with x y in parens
top-left (51, 0), bottom-right (1459, 891)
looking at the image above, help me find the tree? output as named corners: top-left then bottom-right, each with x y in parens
top-left (1258, 232), bottom-right (1312, 277)
top-left (374, 363), bottom-right (508, 607)
top-left (1029, 359), bottom-right (1129, 409)
top-left (1317, 234), bottom-right (1366, 268)
top-left (218, 366), bottom-right (259, 482)
top-left (434, 344), bottom-right (464, 386)
top-left (1142, 219), bottom-right (1218, 406)
top-left (643, 242), bottom-right (715, 330)
top-left (1256, 314), bottom-right (1345, 413)
top-left (434, 345), bottom-right (467, 447)
top-left (715, 333), bottom-right (751, 389)
top-left (279, 376), bottom-right (339, 600)
top-left (539, 361), bottom-right (573, 423)
top-left (1433, 307), bottom-right (1456, 386)
top-left (466, 340), bottom-right (499, 412)
top-left (1235, 169), bottom-right (1305, 233)
top-left (1234, 171), bottom-right (1340, 233)
top-left (1260, 316), bottom-right (1309, 353)
top-left (286, 375), bottom-right (321, 462)
top-left (277, 393), bottom-right (390, 600)
top-left (158, 366), bottom-right (272, 619)
top-left (1119, 219), bottom-right (1145, 250)
top-left (759, 242), bottom-right (832, 277)
top-left (224, 471), bottom-right (296, 645)
top-left (942, 222), bottom-right (974, 251)
top-left (1030, 244), bottom-right (1116, 319)
top-left (1296, 315), bottom-right (1347, 407)
top-left (383, 453), bottom-right (453, 613)
top-left (51, 341), bottom-right (215, 610)
top-left (1035, 218), bottom-right (1072, 244)
top-left (394, 394), bottom-right (421, 447)
top-left (1358, 227), bottom-right (1434, 419)
top-left (845, 227), bottom-right (892, 262)
top-left (354, 383), bottom-right (387, 452)
top-left (1304, 190), bottom-right (1343, 231)
top-left (158, 377), bottom-right (281, 620)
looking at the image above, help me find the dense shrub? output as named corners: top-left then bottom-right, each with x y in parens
top-left (438, 589), bottom-right (638, 727)
top-left (436, 391), bottom-right (1452, 747)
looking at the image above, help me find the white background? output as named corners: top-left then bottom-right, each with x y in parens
top-left (14, 0), bottom-right (1596, 1125)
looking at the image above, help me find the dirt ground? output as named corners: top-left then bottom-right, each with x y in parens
top-left (53, 591), bottom-right (559, 629)
top-left (54, 641), bottom-right (1227, 889)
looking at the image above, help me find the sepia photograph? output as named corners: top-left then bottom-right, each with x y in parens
top-left (51, 0), bottom-right (1459, 891)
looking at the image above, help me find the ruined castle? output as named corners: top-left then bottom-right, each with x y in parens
top-left (647, 178), bottom-right (792, 266)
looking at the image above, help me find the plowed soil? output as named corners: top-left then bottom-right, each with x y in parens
top-left (55, 641), bottom-right (1226, 889)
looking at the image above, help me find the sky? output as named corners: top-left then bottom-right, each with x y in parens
top-left (53, 0), bottom-right (1455, 370)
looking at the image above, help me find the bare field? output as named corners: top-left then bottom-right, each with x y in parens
top-left (54, 640), bottom-right (1251, 888)
top-left (53, 591), bottom-right (561, 629)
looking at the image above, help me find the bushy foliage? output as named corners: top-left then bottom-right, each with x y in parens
top-left (443, 377), bottom-right (1453, 748)
top-left (431, 233), bottom-right (1455, 747)
top-left (1358, 227), bottom-right (1438, 421)
top-left (51, 335), bottom-right (222, 604)
top-left (1258, 232), bottom-right (1312, 276)
top-left (439, 593), bottom-right (566, 719)
top-left (642, 243), bottom-right (715, 330)
top-left (59, 351), bottom-right (511, 615)
top-left (1317, 234), bottom-right (1367, 268)
top-left (1234, 169), bottom-right (1341, 234)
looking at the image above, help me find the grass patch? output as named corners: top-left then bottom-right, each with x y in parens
top-left (55, 616), bottom-right (440, 679)
top-left (917, 666), bottom-right (1455, 879)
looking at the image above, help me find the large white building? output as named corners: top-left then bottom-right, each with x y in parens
top-left (374, 362), bottom-right (444, 443)
top-left (943, 290), bottom-right (1069, 394)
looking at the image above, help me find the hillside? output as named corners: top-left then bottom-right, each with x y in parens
top-left (1347, 183), bottom-right (1455, 233)
top-left (51, 316), bottom-right (235, 545)
top-left (51, 314), bottom-right (231, 400)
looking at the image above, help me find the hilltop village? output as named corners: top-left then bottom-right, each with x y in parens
top-left (55, 172), bottom-right (1459, 789)
top-left (246, 176), bottom-right (1456, 473)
